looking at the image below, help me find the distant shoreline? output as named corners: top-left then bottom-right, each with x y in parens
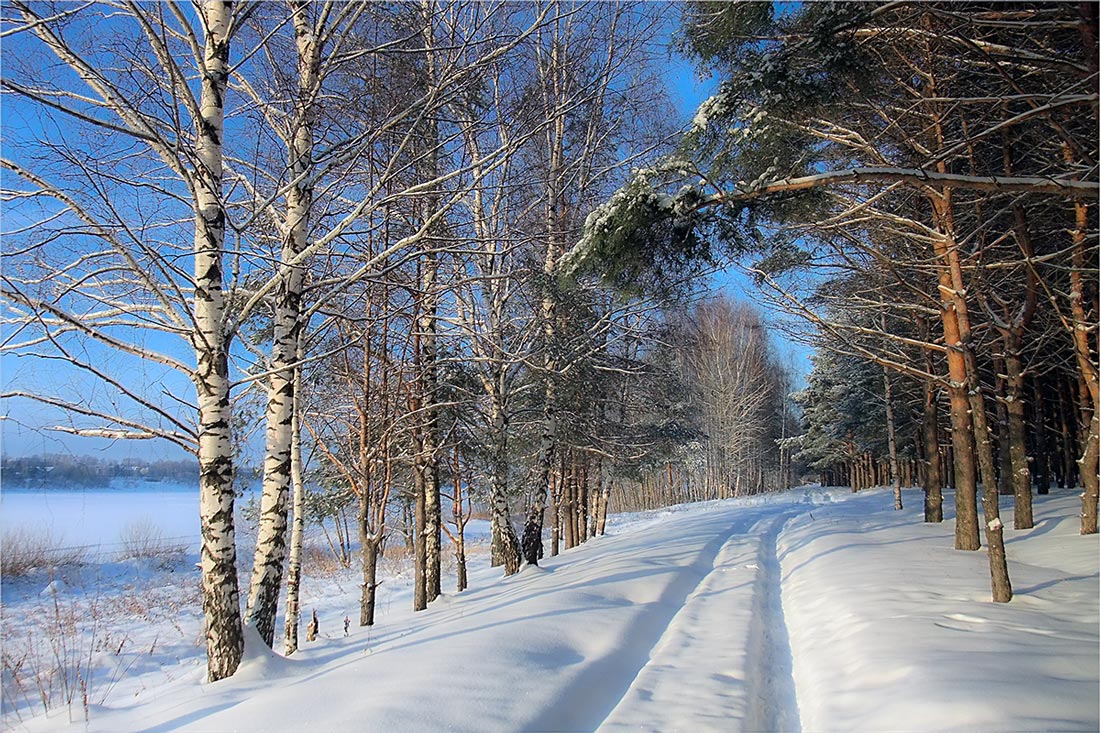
top-left (1, 481), bottom-right (200, 493)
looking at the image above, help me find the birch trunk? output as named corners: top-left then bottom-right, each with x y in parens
top-left (523, 392), bottom-right (556, 565)
top-left (245, 0), bottom-right (317, 646)
top-left (283, 359), bottom-right (305, 655)
top-left (422, 257), bottom-right (442, 603)
top-left (415, 0), bottom-right (442, 602)
top-left (412, 250), bottom-right (442, 609)
top-left (488, 388), bottom-right (522, 574)
top-left (193, 0), bottom-right (242, 683)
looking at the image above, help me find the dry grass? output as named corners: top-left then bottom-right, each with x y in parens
top-left (2, 583), bottom-right (101, 724)
top-left (116, 519), bottom-right (186, 564)
top-left (302, 542), bottom-right (352, 578)
top-left (1, 527), bottom-right (87, 578)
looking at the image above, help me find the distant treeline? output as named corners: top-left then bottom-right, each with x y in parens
top-left (2, 454), bottom-right (198, 488)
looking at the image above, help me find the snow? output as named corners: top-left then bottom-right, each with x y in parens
top-left (783, 488), bottom-right (1100, 733)
top-left (2, 485), bottom-right (200, 552)
top-left (2, 486), bottom-right (1096, 732)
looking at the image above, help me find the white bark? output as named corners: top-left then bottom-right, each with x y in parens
top-left (489, 387), bottom-right (522, 574)
top-left (522, 22), bottom-right (566, 566)
top-left (192, 0), bottom-right (243, 683)
top-left (245, 0), bottom-right (318, 647)
top-left (283, 343), bottom-right (306, 656)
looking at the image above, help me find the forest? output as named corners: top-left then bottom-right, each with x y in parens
top-left (1, 0), bottom-right (1096, 695)
top-left (1, 454), bottom-right (198, 487)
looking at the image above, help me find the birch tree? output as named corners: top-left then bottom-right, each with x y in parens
top-left (519, 0), bottom-right (670, 565)
top-left (1, 0), bottom-right (261, 680)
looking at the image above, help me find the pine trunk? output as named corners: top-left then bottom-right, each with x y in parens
top-left (1003, 337), bottom-right (1033, 529)
top-left (1032, 383), bottom-right (1051, 495)
top-left (1068, 197), bottom-right (1099, 534)
top-left (970, 378), bottom-right (1013, 603)
top-left (994, 361), bottom-right (1013, 497)
top-left (931, 195), bottom-right (981, 551)
top-left (884, 366), bottom-right (903, 511)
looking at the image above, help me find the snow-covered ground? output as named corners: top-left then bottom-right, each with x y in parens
top-left (2, 486), bottom-right (1097, 732)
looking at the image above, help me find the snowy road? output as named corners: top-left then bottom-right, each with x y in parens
top-left (596, 510), bottom-right (801, 732)
top-left (17, 486), bottom-right (1098, 733)
top-left (62, 491), bottom-right (818, 733)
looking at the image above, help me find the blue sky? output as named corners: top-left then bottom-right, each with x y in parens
top-left (664, 45), bottom-right (813, 391)
top-left (1, 13), bottom-right (811, 461)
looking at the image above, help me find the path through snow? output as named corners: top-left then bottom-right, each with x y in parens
top-left (597, 509), bottom-right (803, 732)
top-left (12, 486), bottom-right (1097, 733)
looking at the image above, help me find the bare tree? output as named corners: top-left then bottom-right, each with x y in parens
top-left (1, 0), bottom-right (262, 679)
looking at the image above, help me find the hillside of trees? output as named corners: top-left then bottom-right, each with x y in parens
top-left (1, 454), bottom-right (198, 488)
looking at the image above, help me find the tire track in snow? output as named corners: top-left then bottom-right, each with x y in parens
top-left (594, 506), bottom-right (805, 732)
top-left (744, 512), bottom-right (802, 733)
top-left (521, 509), bottom-right (755, 732)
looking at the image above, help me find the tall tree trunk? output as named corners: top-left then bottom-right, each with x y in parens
top-left (523, 381), bottom-right (556, 565)
top-left (596, 481), bottom-right (610, 536)
top-left (193, 0), bottom-right (242, 683)
top-left (283, 354), bottom-right (306, 655)
top-left (450, 443), bottom-right (468, 592)
top-left (920, 383), bottom-right (943, 522)
top-left (883, 364), bottom-right (903, 511)
top-left (488, 388), bottom-right (521, 574)
top-left (1032, 382), bottom-right (1051, 495)
top-left (1059, 380), bottom-right (1078, 489)
top-left (563, 454), bottom-right (576, 550)
top-left (360, 538), bottom-right (380, 627)
top-left (413, 425), bottom-right (427, 611)
top-left (994, 359), bottom-right (1013, 497)
top-left (930, 195), bottom-right (981, 551)
top-left (522, 26), bottom-right (567, 566)
top-left (1067, 196), bottom-right (1099, 534)
top-left (422, 256), bottom-right (442, 603)
top-left (245, 0), bottom-right (317, 647)
top-left (969, 368), bottom-right (1013, 603)
top-left (1003, 334), bottom-right (1033, 528)
top-left (579, 458), bottom-right (590, 543)
top-left (934, 163), bottom-right (1012, 597)
top-left (412, 0), bottom-right (443, 599)
top-left (411, 253), bottom-right (441, 611)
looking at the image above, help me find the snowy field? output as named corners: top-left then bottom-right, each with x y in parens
top-left (2, 485), bottom-right (1097, 732)
top-left (2, 485), bottom-right (201, 554)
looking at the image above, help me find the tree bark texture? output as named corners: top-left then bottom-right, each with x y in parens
top-left (283, 356), bottom-right (305, 655)
top-left (193, 0), bottom-right (243, 682)
top-left (245, 0), bottom-right (317, 647)
top-left (931, 194), bottom-right (980, 551)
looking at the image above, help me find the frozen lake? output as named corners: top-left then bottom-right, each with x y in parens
top-left (1, 484), bottom-right (202, 554)
top-left (1, 485), bottom-right (492, 557)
